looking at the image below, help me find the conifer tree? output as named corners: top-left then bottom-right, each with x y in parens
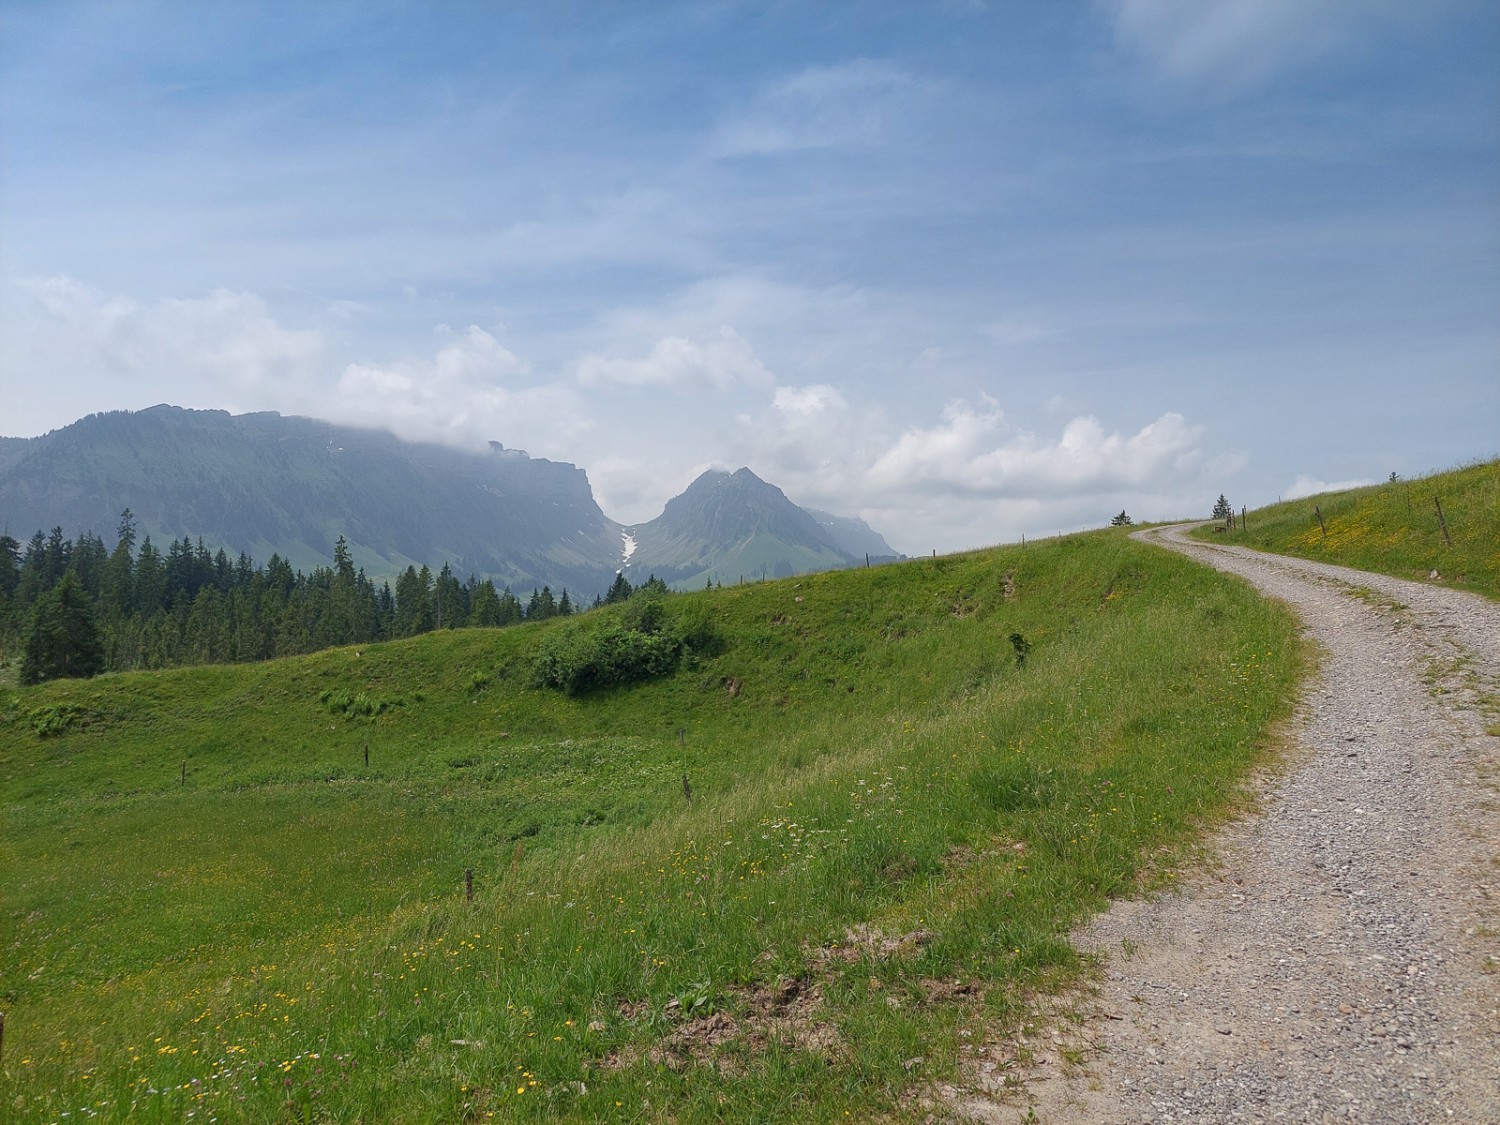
top-left (470, 579), bottom-right (503, 626)
top-left (21, 571), bottom-right (105, 684)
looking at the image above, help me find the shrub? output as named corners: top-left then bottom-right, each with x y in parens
top-left (28, 703), bottom-right (87, 738)
top-left (530, 599), bottom-right (722, 695)
top-left (318, 688), bottom-right (402, 719)
top-left (531, 623), bottom-right (683, 695)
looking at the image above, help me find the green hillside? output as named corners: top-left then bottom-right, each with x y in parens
top-left (662, 532), bottom-right (850, 589)
top-left (1, 531), bottom-right (1301, 1124)
top-left (1192, 458), bottom-right (1500, 599)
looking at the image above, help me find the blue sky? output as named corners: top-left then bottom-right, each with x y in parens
top-left (2, 1), bottom-right (1496, 553)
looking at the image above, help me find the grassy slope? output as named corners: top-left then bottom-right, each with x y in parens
top-left (1191, 458), bottom-right (1500, 599)
top-left (1, 531), bottom-right (1301, 1124)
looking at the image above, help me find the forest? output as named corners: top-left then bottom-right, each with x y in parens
top-left (0, 510), bottom-right (646, 682)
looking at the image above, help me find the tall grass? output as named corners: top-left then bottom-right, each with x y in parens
top-left (0, 530), bottom-right (1301, 1123)
top-left (1193, 458), bottom-right (1499, 599)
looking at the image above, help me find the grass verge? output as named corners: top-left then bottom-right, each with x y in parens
top-left (1191, 458), bottom-right (1499, 600)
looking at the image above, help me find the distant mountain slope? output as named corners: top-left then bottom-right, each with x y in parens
top-left (1, 408), bottom-right (901, 595)
top-left (804, 508), bottom-right (899, 560)
top-left (0, 406), bottom-right (622, 595)
top-left (625, 468), bottom-right (856, 587)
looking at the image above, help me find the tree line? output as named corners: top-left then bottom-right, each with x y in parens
top-left (1, 511), bottom-right (651, 683)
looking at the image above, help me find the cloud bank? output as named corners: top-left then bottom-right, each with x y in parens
top-left (5, 275), bottom-right (1240, 552)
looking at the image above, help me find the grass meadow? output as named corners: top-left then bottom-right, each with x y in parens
top-left (1192, 458), bottom-right (1500, 600)
top-left (1, 530), bottom-right (1302, 1123)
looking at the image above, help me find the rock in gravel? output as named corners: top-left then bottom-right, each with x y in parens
top-left (956, 525), bottom-right (1500, 1125)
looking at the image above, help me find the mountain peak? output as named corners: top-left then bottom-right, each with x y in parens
top-left (624, 466), bottom-right (856, 586)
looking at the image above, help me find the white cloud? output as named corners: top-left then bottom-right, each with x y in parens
top-left (772, 383), bottom-right (846, 418)
top-left (20, 275), bottom-right (325, 389)
top-left (334, 325), bottom-right (588, 451)
top-left (714, 382), bottom-right (1230, 552)
top-left (1102, 0), bottom-right (1423, 87)
top-left (0, 276), bottom-right (592, 456)
top-left (724, 381), bottom-right (883, 501)
top-left (712, 59), bottom-right (923, 157)
top-left (1, 275), bottom-right (328, 434)
top-left (1283, 473), bottom-right (1375, 501)
top-left (575, 326), bottom-right (774, 389)
top-left (868, 402), bottom-right (1206, 499)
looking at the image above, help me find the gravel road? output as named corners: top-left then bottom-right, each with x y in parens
top-left (945, 525), bottom-right (1500, 1124)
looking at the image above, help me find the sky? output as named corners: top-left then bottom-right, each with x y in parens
top-left (2, 0), bottom-right (1497, 554)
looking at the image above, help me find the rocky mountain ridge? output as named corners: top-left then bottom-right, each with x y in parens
top-left (0, 407), bottom-right (898, 597)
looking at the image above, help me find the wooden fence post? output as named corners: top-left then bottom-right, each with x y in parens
top-left (1434, 497), bottom-right (1453, 547)
top-left (1314, 505), bottom-right (1327, 539)
top-left (1241, 506), bottom-right (1247, 532)
top-left (465, 868), bottom-right (474, 903)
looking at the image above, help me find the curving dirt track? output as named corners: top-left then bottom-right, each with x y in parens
top-left (946, 525), bottom-right (1500, 1124)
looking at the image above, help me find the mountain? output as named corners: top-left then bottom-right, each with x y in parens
top-left (1, 408), bottom-right (900, 595)
top-left (0, 406), bottom-right (623, 597)
top-left (804, 508), bottom-right (898, 560)
top-left (624, 467), bottom-right (887, 587)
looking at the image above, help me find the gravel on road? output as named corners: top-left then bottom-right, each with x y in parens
top-left (941, 525), bottom-right (1500, 1125)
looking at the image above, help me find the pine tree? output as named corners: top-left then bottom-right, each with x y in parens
top-left (470, 580), bottom-right (503, 626)
top-left (1211, 494), bottom-right (1232, 522)
top-left (0, 534), bottom-right (21, 638)
top-left (20, 571), bottom-right (105, 684)
top-left (1110, 510), bottom-right (1133, 526)
top-left (497, 587), bottom-right (523, 624)
top-left (526, 585), bottom-right (558, 620)
top-left (435, 563), bottom-right (466, 629)
top-left (102, 511), bottom-right (136, 617)
top-left (393, 566), bottom-right (433, 636)
top-left (134, 537), bottom-right (167, 615)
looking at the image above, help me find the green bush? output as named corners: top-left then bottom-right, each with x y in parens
top-left (531, 598), bottom-right (722, 695)
top-left (531, 622), bottom-right (683, 694)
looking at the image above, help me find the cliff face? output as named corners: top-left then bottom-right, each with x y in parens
top-left (0, 406), bottom-right (622, 595)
